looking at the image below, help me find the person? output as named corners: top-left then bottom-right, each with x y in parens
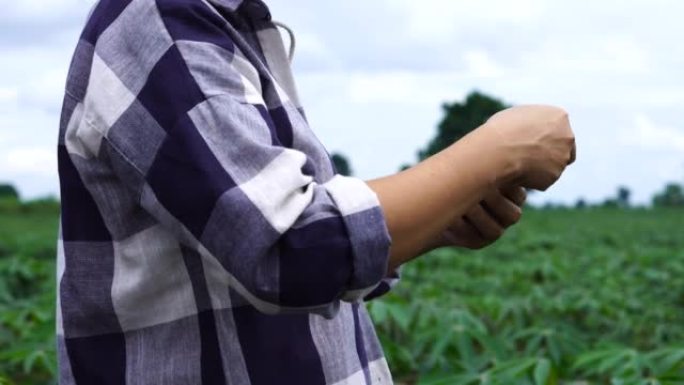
top-left (55, 0), bottom-right (575, 384)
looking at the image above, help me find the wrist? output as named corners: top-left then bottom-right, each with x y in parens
top-left (471, 122), bottom-right (522, 188)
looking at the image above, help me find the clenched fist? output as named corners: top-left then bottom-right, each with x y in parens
top-left (480, 105), bottom-right (576, 191)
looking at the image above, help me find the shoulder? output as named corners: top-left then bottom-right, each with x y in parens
top-left (80, 0), bottom-right (234, 51)
top-left (69, 0), bottom-right (241, 98)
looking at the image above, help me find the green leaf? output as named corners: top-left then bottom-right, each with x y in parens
top-left (425, 328), bottom-right (454, 370)
top-left (22, 349), bottom-right (44, 374)
top-left (455, 330), bottom-right (476, 371)
top-left (368, 302), bottom-right (388, 324)
top-left (491, 357), bottom-right (537, 379)
top-left (386, 303), bottom-right (411, 331)
top-left (574, 348), bottom-right (624, 371)
top-left (534, 358), bottom-right (551, 385)
top-left (418, 373), bottom-right (480, 385)
top-left (647, 348), bottom-right (684, 374)
top-left (546, 337), bottom-right (561, 364)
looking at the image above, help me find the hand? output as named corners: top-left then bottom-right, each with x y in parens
top-left (477, 105), bottom-right (576, 191)
top-left (434, 186), bottom-right (527, 250)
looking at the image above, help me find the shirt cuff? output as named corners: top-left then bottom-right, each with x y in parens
top-left (322, 175), bottom-right (393, 300)
top-left (363, 267), bottom-right (402, 302)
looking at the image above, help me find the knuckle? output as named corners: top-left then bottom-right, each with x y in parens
top-left (489, 227), bottom-right (504, 239)
top-left (511, 207), bottom-right (522, 223)
top-left (548, 106), bottom-right (568, 119)
top-left (537, 179), bottom-right (551, 191)
top-left (556, 167), bottom-right (564, 178)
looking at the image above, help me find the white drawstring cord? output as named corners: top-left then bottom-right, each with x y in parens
top-left (272, 20), bottom-right (296, 63)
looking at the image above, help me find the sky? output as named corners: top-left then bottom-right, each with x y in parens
top-left (1, 0), bottom-right (683, 206)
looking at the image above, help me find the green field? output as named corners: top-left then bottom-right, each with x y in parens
top-left (0, 202), bottom-right (59, 385)
top-left (370, 208), bottom-right (684, 384)
top-left (1, 204), bottom-right (683, 384)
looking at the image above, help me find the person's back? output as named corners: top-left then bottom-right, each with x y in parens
top-left (56, 0), bottom-right (398, 383)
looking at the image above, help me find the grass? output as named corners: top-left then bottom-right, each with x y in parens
top-left (1, 202), bottom-right (683, 384)
top-left (369, 208), bottom-right (684, 384)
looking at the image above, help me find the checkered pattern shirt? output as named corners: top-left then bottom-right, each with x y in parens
top-left (55, 0), bottom-right (400, 384)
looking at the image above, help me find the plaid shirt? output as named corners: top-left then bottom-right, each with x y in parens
top-left (56, 0), bottom-right (399, 383)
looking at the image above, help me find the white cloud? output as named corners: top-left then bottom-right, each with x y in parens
top-left (384, 0), bottom-right (547, 41)
top-left (21, 68), bottom-right (70, 113)
top-left (290, 30), bottom-right (341, 69)
top-left (463, 50), bottom-right (504, 78)
top-left (623, 114), bottom-right (684, 151)
top-left (1, 0), bottom-right (93, 22)
top-left (520, 35), bottom-right (650, 75)
top-left (345, 71), bottom-right (454, 105)
top-left (0, 87), bottom-right (19, 106)
top-left (0, 42), bottom-right (78, 115)
top-left (3, 147), bottom-right (56, 177)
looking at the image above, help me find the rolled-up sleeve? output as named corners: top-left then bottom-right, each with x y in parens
top-left (362, 268), bottom-right (402, 302)
top-left (69, 0), bottom-right (393, 318)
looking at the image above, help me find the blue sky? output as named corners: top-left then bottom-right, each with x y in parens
top-left (1, 0), bottom-right (683, 205)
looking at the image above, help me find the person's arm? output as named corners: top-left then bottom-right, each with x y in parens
top-left (366, 131), bottom-right (509, 271)
top-left (360, 185), bottom-right (527, 302)
top-left (367, 105), bottom-right (576, 272)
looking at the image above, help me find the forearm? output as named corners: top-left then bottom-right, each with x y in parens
top-left (366, 129), bottom-right (515, 272)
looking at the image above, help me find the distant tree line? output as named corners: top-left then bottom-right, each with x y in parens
top-left (580, 183), bottom-right (684, 209)
top-left (0, 184), bottom-right (19, 201)
top-left (653, 183), bottom-right (684, 207)
top-left (0, 183), bottom-right (59, 214)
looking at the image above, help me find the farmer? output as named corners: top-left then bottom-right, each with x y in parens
top-left (55, 0), bottom-right (575, 384)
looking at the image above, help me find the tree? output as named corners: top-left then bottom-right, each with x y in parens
top-left (331, 152), bottom-right (353, 176)
top-left (0, 184), bottom-right (19, 201)
top-left (575, 198), bottom-right (587, 209)
top-left (653, 183), bottom-right (684, 207)
top-left (417, 90), bottom-right (509, 161)
top-left (617, 186), bottom-right (631, 208)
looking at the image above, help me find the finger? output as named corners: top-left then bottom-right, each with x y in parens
top-left (501, 186), bottom-right (527, 207)
top-left (483, 191), bottom-right (523, 228)
top-left (445, 217), bottom-right (480, 244)
top-left (443, 218), bottom-right (485, 247)
top-left (464, 204), bottom-right (504, 241)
